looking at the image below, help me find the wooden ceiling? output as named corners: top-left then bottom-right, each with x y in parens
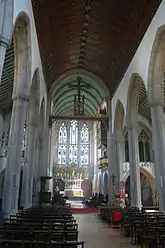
top-left (31, 0), bottom-right (161, 97)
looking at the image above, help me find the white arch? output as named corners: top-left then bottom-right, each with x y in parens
top-left (126, 73), bottom-right (146, 128)
top-left (114, 100), bottom-right (125, 139)
top-left (12, 12), bottom-right (31, 99)
top-left (49, 68), bottom-right (110, 99)
top-left (148, 25), bottom-right (165, 106)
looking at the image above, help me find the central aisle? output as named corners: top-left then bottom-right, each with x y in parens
top-left (75, 214), bottom-right (135, 248)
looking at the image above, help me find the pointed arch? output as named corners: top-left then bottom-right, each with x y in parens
top-left (126, 73), bottom-right (150, 127)
top-left (148, 25), bottom-right (165, 108)
top-left (12, 12), bottom-right (31, 99)
top-left (28, 68), bottom-right (40, 125)
top-left (148, 25), bottom-right (165, 88)
top-left (114, 100), bottom-right (125, 140)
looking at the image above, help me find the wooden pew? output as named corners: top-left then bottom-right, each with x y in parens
top-left (0, 204), bottom-right (84, 247)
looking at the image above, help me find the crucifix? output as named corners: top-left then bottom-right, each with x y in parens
top-left (68, 77), bottom-right (90, 116)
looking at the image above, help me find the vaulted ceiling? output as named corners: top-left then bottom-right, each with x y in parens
top-left (31, 0), bottom-right (161, 98)
top-left (53, 75), bottom-right (104, 116)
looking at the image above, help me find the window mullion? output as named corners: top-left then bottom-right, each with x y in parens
top-left (78, 122), bottom-right (81, 166)
top-left (66, 123), bottom-right (70, 165)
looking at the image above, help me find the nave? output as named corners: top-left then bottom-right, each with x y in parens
top-left (0, 203), bottom-right (135, 248)
top-left (76, 214), bottom-right (134, 248)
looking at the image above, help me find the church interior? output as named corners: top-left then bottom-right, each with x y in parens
top-left (0, 0), bottom-right (165, 247)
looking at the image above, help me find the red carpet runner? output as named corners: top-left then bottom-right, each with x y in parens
top-left (71, 208), bottom-right (98, 213)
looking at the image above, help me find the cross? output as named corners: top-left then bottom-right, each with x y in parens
top-left (68, 77), bottom-right (90, 115)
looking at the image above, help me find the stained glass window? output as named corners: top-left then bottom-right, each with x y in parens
top-left (70, 121), bottom-right (78, 144)
top-left (59, 123), bottom-right (67, 144)
top-left (80, 123), bottom-right (89, 165)
top-left (69, 121), bottom-right (78, 164)
top-left (56, 121), bottom-right (90, 192)
top-left (58, 123), bottom-right (67, 164)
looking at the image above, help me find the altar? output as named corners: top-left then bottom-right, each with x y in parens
top-left (53, 164), bottom-right (89, 197)
top-left (64, 189), bottom-right (83, 197)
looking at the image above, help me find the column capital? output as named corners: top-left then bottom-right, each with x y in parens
top-left (0, 35), bottom-right (10, 48)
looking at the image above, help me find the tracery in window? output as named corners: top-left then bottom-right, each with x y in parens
top-left (138, 130), bottom-right (151, 162)
top-left (58, 123), bottom-right (67, 164)
top-left (80, 123), bottom-right (89, 165)
top-left (69, 121), bottom-right (78, 164)
top-left (56, 121), bottom-right (90, 194)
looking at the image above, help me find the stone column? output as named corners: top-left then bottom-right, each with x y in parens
top-left (107, 99), bottom-right (114, 203)
top-left (93, 122), bottom-right (98, 193)
top-left (150, 104), bottom-right (165, 211)
top-left (128, 127), bottom-right (142, 208)
top-left (32, 137), bottom-right (43, 205)
top-left (0, 0), bottom-right (13, 82)
top-left (2, 96), bottom-right (28, 215)
top-left (113, 139), bottom-right (121, 194)
top-left (41, 101), bottom-right (52, 178)
top-left (47, 123), bottom-right (53, 195)
top-left (47, 122), bottom-right (52, 177)
top-left (21, 123), bottom-right (37, 209)
top-left (89, 128), bottom-right (94, 181)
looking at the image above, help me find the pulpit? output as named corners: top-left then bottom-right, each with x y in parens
top-left (39, 176), bottom-right (52, 204)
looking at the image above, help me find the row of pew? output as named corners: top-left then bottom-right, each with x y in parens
top-left (0, 204), bottom-right (84, 247)
top-left (98, 206), bottom-right (165, 247)
top-left (122, 208), bottom-right (165, 248)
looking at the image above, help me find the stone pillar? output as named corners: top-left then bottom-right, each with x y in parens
top-left (47, 122), bottom-right (53, 196)
top-left (89, 128), bottom-right (94, 181)
top-left (107, 99), bottom-right (114, 203)
top-left (2, 96), bottom-right (28, 215)
top-left (128, 127), bottom-right (142, 208)
top-left (113, 139), bottom-right (121, 194)
top-left (32, 137), bottom-right (43, 206)
top-left (150, 104), bottom-right (165, 211)
top-left (0, 0), bottom-right (13, 82)
top-left (93, 122), bottom-right (98, 193)
top-left (21, 123), bottom-right (37, 209)
top-left (47, 122), bottom-right (52, 177)
top-left (107, 133), bottom-right (113, 203)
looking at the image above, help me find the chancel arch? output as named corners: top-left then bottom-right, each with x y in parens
top-left (49, 68), bottom-right (109, 199)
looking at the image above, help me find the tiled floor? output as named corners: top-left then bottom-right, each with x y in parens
top-left (75, 213), bottom-right (135, 248)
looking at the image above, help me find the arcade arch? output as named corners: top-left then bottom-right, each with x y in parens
top-left (147, 25), bottom-right (165, 211)
top-left (1, 13), bottom-right (32, 215)
top-left (126, 74), bottom-right (152, 207)
top-left (125, 168), bottom-right (155, 207)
